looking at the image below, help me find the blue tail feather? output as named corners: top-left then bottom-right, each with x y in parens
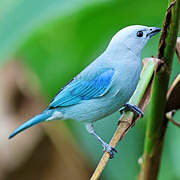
top-left (8, 112), bottom-right (51, 139)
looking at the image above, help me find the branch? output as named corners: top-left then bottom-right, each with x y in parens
top-left (90, 58), bottom-right (160, 180)
top-left (139, 1), bottom-right (180, 180)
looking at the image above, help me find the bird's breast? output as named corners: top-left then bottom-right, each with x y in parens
top-left (110, 59), bottom-right (142, 105)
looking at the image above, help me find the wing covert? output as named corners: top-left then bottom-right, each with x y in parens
top-left (48, 68), bottom-right (115, 108)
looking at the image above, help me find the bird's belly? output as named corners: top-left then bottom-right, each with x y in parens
top-left (61, 96), bottom-right (123, 122)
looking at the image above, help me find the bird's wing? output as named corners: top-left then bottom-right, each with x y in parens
top-left (48, 68), bottom-right (115, 108)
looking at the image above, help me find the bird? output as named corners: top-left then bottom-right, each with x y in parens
top-left (9, 25), bottom-right (160, 158)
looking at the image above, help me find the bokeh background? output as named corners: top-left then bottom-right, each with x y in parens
top-left (0, 0), bottom-right (180, 179)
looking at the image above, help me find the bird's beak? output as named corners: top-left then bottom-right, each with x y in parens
top-left (147, 27), bottom-right (161, 38)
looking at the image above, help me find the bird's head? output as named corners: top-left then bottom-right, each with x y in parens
top-left (107, 25), bottom-right (161, 56)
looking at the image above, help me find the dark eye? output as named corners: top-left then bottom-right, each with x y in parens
top-left (137, 31), bottom-right (143, 37)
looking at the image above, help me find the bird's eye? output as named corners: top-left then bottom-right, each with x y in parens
top-left (137, 31), bottom-right (143, 37)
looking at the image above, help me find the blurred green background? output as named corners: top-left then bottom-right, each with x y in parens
top-left (0, 0), bottom-right (180, 179)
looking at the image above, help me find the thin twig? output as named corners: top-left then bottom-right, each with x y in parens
top-left (90, 58), bottom-right (159, 180)
top-left (166, 110), bottom-right (180, 128)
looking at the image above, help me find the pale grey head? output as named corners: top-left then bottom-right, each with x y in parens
top-left (107, 25), bottom-right (161, 56)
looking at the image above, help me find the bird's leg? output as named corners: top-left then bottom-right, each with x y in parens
top-left (85, 123), bottom-right (117, 159)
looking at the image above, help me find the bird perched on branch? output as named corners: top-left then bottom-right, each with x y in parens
top-left (9, 25), bottom-right (160, 158)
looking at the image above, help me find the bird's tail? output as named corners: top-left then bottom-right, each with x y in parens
top-left (8, 111), bottom-right (52, 139)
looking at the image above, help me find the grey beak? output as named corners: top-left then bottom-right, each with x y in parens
top-left (148, 27), bottom-right (161, 37)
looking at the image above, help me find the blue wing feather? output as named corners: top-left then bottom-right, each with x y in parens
top-left (49, 68), bottom-right (115, 108)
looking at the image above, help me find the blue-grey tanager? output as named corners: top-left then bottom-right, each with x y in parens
top-left (9, 25), bottom-right (160, 158)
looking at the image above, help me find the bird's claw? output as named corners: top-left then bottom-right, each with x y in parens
top-left (103, 143), bottom-right (117, 159)
top-left (119, 106), bottom-right (126, 115)
top-left (119, 103), bottom-right (144, 118)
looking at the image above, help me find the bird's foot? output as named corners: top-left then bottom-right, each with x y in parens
top-left (103, 143), bottom-right (117, 159)
top-left (119, 103), bottom-right (144, 118)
